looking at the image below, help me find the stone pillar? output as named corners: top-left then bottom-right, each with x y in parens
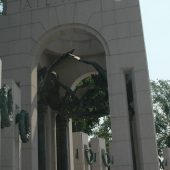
top-left (90, 138), bottom-right (107, 170)
top-left (56, 114), bottom-right (69, 170)
top-left (0, 58), bottom-right (2, 168)
top-left (68, 119), bottom-right (74, 170)
top-left (44, 109), bottom-right (57, 170)
top-left (73, 132), bottom-right (90, 170)
top-left (163, 148), bottom-right (170, 170)
top-left (38, 102), bottom-right (48, 170)
top-left (1, 79), bottom-right (21, 170)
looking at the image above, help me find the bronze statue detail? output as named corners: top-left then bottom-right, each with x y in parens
top-left (37, 50), bottom-right (109, 170)
top-left (16, 110), bottom-right (31, 143)
top-left (38, 49), bottom-right (108, 118)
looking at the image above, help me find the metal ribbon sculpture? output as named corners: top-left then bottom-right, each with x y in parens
top-left (38, 49), bottom-right (108, 118)
top-left (16, 110), bottom-right (31, 143)
top-left (0, 84), bottom-right (13, 128)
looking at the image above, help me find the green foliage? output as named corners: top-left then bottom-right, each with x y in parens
top-left (0, 85), bottom-right (13, 128)
top-left (0, 1), bottom-right (3, 15)
top-left (93, 116), bottom-right (112, 144)
top-left (72, 74), bottom-right (109, 136)
top-left (72, 75), bottom-right (109, 117)
top-left (72, 117), bottom-right (99, 135)
top-left (151, 80), bottom-right (170, 153)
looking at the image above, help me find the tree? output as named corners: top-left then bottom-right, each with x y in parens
top-left (93, 116), bottom-right (112, 144)
top-left (72, 74), bottom-right (109, 135)
top-left (0, 0), bottom-right (6, 15)
top-left (151, 80), bottom-right (170, 153)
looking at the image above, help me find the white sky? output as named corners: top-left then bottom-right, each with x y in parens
top-left (139, 0), bottom-right (170, 80)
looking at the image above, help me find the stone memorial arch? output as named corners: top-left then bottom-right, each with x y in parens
top-left (0, 0), bottom-right (159, 170)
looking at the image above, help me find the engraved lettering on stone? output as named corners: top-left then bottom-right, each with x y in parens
top-left (22, 0), bottom-right (92, 10)
top-left (24, 0), bottom-right (32, 9)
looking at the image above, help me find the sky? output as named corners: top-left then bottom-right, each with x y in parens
top-left (139, 0), bottom-right (170, 80)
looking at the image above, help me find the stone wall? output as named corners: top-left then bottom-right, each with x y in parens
top-left (0, 0), bottom-right (159, 169)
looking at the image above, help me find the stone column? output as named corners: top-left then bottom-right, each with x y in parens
top-left (73, 132), bottom-right (90, 170)
top-left (68, 119), bottom-right (74, 170)
top-left (44, 109), bottom-right (57, 170)
top-left (56, 114), bottom-right (69, 170)
top-left (90, 138), bottom-right (107, 170)
top-left (1, 80), bottom-right (21, 170)
top-left (0, 58), bottom-right (2, 168)
top-left (163, 148), bottom-right (170, 170)
top-left (38, 102), bottom-right (48, 170)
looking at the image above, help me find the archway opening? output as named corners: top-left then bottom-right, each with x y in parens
top-left (37, 25), bottom-right (111, 170)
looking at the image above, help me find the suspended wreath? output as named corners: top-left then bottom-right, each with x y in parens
top-left (84, 145), bottom-right (96, 165)
top-left (101, 149), bottom-right (114, 167)
top-left (16, 110), bottom-right (30, 143)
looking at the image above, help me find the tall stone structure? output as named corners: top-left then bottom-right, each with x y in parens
top-left (0, 0), bottom-right (159, 170)
top-left (0, 58), bottom-right (2, 168)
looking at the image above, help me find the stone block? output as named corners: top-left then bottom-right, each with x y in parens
top-left (56, 4), bottom-right (75, 25)
top-left (108, 39), bottom-right (120, 55)
top-left (0, 15), bottom-right (9, 29)
top-left (8, 39), bottom-right (34, 55)
top-left (102, 22), bottom-right (130, 41)
top-left (8, 14), bottom-right (21, 27)
top-left (111, 117), bottom-right (130, 142)
top-left (0, 58), bottom-right (1, 167)
top-left (115, 6), bottom-right (141, 23)
top-left (21, 11), bottom-right (31, 25)
top-left (127, 0), bottom-right (139, 7)
top-left (21, 25), bottom-right (31, 39)
top-left (109, 93), bottom-right (128, 117)
top-left (0, 27), bottom-right (20, 42)
top-left (7, 1), bottom-right (20, 14)
top-left (130, 21), bottom-right (143, 36)
top-left (3, 68), bottom-right (31, 87)
top-left (140, 138), bottom-right (158, 164)
top-left (137, 114), bottom-right (156, 139)
top-left (107, 72), bottom-right (126, 95)
top-left (1, 54), bottom-right (32, 70)
top-left (143, 163), bottom-right (159, 170)
top-left (32, 8), bottom-right (49, 29)
top-left (109, 51), bottom-right (147, 74)
top-left (118, 36), bottom-right (145, 54)
top-left (0, 42), bottom-right (9, 56)
top-left (111, 141), bottom-right (133, 166)
top-left (111, 165), bottom-right (132, 170)
top-left (31, 23), bottom-right (46, 41)
top-left (1, 79), bottom-right (21, 170)
top-left (90, 138), bottom-right (107, 170)
top-left (73, 132), bottom-right (90, 170)
top-left (134, 70), bottom-right (150, 91)
top-left (163, 148), bottom-right (170, 170)
top-left (101, 0), bottom-right (115, 11)
top-left (0, 58), bottom-right (1, 87)
top-left (102, 10), bottom-right (116, 26)
top-left (74, 0), bottom-right (100, 24)
top-left (136, 91), bottom-right (153, 115)
top-left (48, 7), bottom-right (60, 29)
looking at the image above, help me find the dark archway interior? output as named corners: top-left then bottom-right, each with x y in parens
top-left (37, 27), bottom-right (109, 170)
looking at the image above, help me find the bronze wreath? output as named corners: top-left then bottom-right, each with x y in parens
top-left (16, 110), bottom-right (30, 143)
top-left (101, 149), bottom-right (114, 167)
top-left (84, 145), bottom-right (96, 165)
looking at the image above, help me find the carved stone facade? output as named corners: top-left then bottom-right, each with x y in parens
top-left (0, 0), bottom-right (159, 170)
